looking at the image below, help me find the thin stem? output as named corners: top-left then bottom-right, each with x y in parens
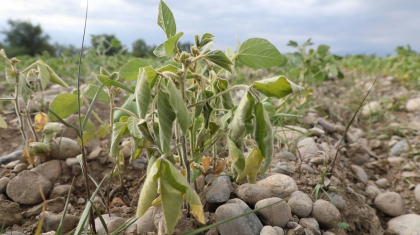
top-left (188, 84), bottom-right (249, 108)
top-left (20, 61), bottom-right (39, 74)
top-left (0, 97), bottom-right (14, 101)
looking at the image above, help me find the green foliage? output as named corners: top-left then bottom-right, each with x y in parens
top-left (91, 34), bottom-right (124, 56)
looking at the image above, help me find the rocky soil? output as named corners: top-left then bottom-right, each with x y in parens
top-left (0, 74), bottom-right (420, 235)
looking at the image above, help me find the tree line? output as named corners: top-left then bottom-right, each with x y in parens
top-left (0, 20), bottom-right (192, 58)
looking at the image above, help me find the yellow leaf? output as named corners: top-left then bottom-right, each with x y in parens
top-left (190, 203), bottom-right (205, 224)
top-left (212, 159), bottom-right (226, 174)
top-left (202, 157), bottom-right (211, 172)
top-left (152, 195), bottom-right (162, 207)
top-left (33, 112), bottom-right (49, 132)
top-left (0, 115), bottom-right (7, 129)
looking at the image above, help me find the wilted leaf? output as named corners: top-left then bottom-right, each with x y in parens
top-left (0, 115), bottom-right (7, 129)
top-left (212, 159), bottom-right (227, 174)
top-left (254, 102), bottom-right (274, 175)
top-left (157, 88), bottom-right (176, 156)
top-left (135, 68), bottom-right (151, 119)
top-left (202, 157), bottom-right (211, 172)
top-left (110, 122), bottom-right (129, 158)
top-left (113, 94), bottom-right (139, 123)
top-left (252, 76), bottom-right (304, 99)
top-left (237, 38), bottom-right (284, 69)
top-left (33, 112), bottom-right (49, 132)
top-left (167, 79), bottom-right (191, 133)
top-left (226, 135), bottom-right (245, 177)
top-left (236, 147), bottom-right (263, 183)
top-left (136, 160), bottom-right (159, 218)
top-left (229, 92), bottom-right (254, 147)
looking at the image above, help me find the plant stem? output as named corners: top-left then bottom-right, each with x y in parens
top-left (188, 84), bottom-right (249, 108)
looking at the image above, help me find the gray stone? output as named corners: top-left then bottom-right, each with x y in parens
top-left (31, 160), bottom-right (70, 182)
top-left (272, 164), bottom-right (292, 175)
top-left (299, 217), bottom-right (320, 235)
top-left (350, 153), bottom-right (369, 165)
top-left (22, 197), bottom-right (65, 218)
top-left (300, 163), bottom-right (315, 174)
top-left (255, 197), bottom-right (291, 228)
top-left (365, 185), bottom-right (382, 200)
top-left (279, 152), bottom-right (296, 161)
top-left (260, 225), bottom-right (285, 235)
top-left (66, 157), bottom-right (80, 166)
top-left (87, 146), bottom-right (102, 161)
top-left (0, 177), bottom-right (10, 194)
top-left (287, 191), bottom-right (313, 218)
top-left (406, 97), bottom-right (420, 112)
top-left (95, 214), bottom-right (126, 234)
top-left (374, 192), bottom-right (405, 217)
top-left (0, 200), bottom-right (23, 227)
top-left (387, 214), bottom-right (420, 235)
top-left (297, 138), bottom-right (318, 159)
top-left (311, 199), bottom-right (340, 229)
top-left (375, 178), bottom-right (389, 188)
top-left (415, 184), bottom-right (420, 203)
top-left (77, 197), bottom-right (86, 205)
top-left (50, 137), bottom-right (81, 160)
top-left (328, 193), bottom-right (346, 212)
top-left (126, 206), bottom-right (157, 234)
top-left (206, 176), bottom-right (231, 203)
top-left (6, 170), bottom-right (52, 205)
top-left (0, 150), bottom-right (23, 165)
top-left (12, 163), bottom-right (27, 173)
top-left (389, 140), bottom-right (409, 156)
top-left (350, 165), bottom-right (368, 184)
top-left (257, 174), bottom-right (298, 198)
top-left (216, 199), bottom-right (263, 235)
top-left (236, 183), bottom-right (272, 205)
top-left (43, 211), bottom-right (79, 233)
top-left (50, 184), bottom-right (72, 199)
top-left (132, 157), bottom-right (148, 170)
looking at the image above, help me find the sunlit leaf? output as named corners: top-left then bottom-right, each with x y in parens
top-left (212, 159), bottom-right (227, 175)
top-left (164, 32), bottom-right (184, 56)
top-left (229, 92), bottom-right (254, 147)
top-left (254, 102), bottom-right (273, 175)
top-left (120, 58), bottom-right (148, 80)
top-left (136, 160), bottom-right (159, 218)
top-left (81, 84), bottom-right (110, 103)
top-left (317, 44), bottom-right (330, 54)
top-left (236, 147), bottom-right (263, 183)
top-left (203, 50), bottom-right (233, 73)
top-left (110, 122), bottom-right (129, 158)
top-left (135, 68), bottom-right (151, 119)
top-left (237, 38), bottom-right (284, 69)
top-left (157, 0), bottom-right (176, 38)
top-left (48, 94), bottom-right (80, 121)
top-left (153, 43), bottom-right (167, 57)
top-left (252, 76), bottom-right (304, 99)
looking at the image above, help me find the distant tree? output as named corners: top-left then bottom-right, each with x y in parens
top-left (91, 34), bottom-right (123, 56)
top-left (1, 20), bottom-right (55, 57)
top-left (132, 39), bottom-right (153, 57)
top-left (178, 41), bottom-right (192, 53)
top-left (54, 43), bottom-right (79, 57)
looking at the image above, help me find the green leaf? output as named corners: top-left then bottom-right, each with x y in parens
top-left (229, 92), bottom-right (254, 147)
top-left (157, 0), bottom-right (176, 38)
top-left (113, 94), bottom-right (139, 123)
top-left (19, 74), bottom-right (30, 103)
top-left (287, 40), bottom-right (298, 48)
top-left (96, 123), bottom-right (110, 138)
top-left (236, 147), bottom-right (263, 183)
top-left (48, 94), bottom-right (80, 121)
top-left (158, 88), bottom-right (176, 156)
top-left (95, 74), bottom-right (109, 84)
top-left (137, 119), bottom-right (155, 144)
top-left (136, 160), bottom-right (159, 218)
top-left (76, 117), bottom-right (95, 146)
top-left (226, 135), bottom-right (245, 177)
top-left (5, 68), bottom-right (14, 84)
top-left (0, 115), bottom-right (7, 128)
top-left (317, 44), bottom-right (330, 54)
top-left (126, 116), bottom-right (142, 139)
top-left (217, 79), bottom-right (234, 109)
top-left (254, 102), bottom-right (273, 175)
top-left (153, 43), bottom-right (167, 57)
top-left (0, 49), bottom-right (7, 59)
top-left (81, 84), bottom-right (110, 103)
top-left (135, 68), bottom-right (151, 119)
top-left (203, 50), bottom-right (233, 73)
top-left (167, 79), bottom-right (191, 133)
top-left (310, 66), bottom-right (326, 80)
top-left (237, 38), bottom-right (284, 69)
top-left (110, 122), bottom-right (129, 158)
top-left (36, 61), bottom-right (51, 89)
top-left (111, 38), bottom-right (121, 48)
top-left (252, 76), bottom-right (304, 99)
top-left (164, 32), bottom-right (184, 56)
top-left (120, 58), bottom-right (148, 81)
top-left (160, 174), bottom-right (183, 235)
top-left (144, 66), bottom-right (158, 88)
top-left (46, 65), bottom-right (69, 88)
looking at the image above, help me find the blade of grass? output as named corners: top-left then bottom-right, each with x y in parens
top-left (34, 184), bottom-right (47, 235)
top-left (56, 177), bottom-right (75, 235)
top-left (89, 198), bottom-right (109, 235)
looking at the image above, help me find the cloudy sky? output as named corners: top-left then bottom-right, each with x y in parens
top-left (1, 0), bottom-right (419, 56)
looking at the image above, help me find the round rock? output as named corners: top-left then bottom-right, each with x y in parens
top-left (297, 137), bottom-right (318, 159)
top-left (255, 197), bottom-right (291, 228)
top-left (311, 199), bottom-right (341, 229)
top-left (287, 191), bottom-right (313, 218)
top-left (374, 192), bottom-right (405, 217)
top-left (206, 176), bottom-right (231, 203)
top-left (387, 214), bottom-right (420, 235)
top-left (299, 217), bottom-right (320, 235)
top-left (50, 137), bottom-right (81, 160)
top-left (235, 183), bottom-right (272, 205)
top-left (260, 225), bottom-right (284, 235)
top-left (328, 193), bottom-right (346, 212)
top-left (0, 200), bottom-right (23, 227)
top-left (256, 174), bottom-right (298, 198)
top-left (279, 152), bottom-right (296, 161)
top-left (350, 165), bottom-right (368, 184)
top-left (0, 177), bottom-right (10, 194)
top-left (6, 170), bottom-right (52, 205)
top-left (365, 185), bottom-right (382, 200)
top-left (414, 184), bottom-right (420, 203)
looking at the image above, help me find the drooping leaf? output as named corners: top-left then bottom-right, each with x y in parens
top-left (137, 119), bottom-right (155, 144)
top-left (254, 102), bottom-right (274, 175)
top-left (46, 66), bottom-right (69, 88)
top-left (217, 79), bottom-right (234, 109)
top-left (0, 115), bottom-right (7, 129)
top-left (157, 88), bottom-right (176, 156)
top-left (48, 94), bottom-right (80, 121)
top-left (160, 174), bottom-right (183, 235)
top-left (19, 74), bottom-right (31, 103)
top-left (236, 147), bottom-right (263, 183)
top-left (153, 43), bottom-right (167, 57)
top-left (135, 68), bottom-right (151, 119)
top-left (136, 161), bottom-right (160, 218)
top-left (33, 112), bottom-right (49, 132)
top-left (110, 122), bottom-right (129, 158)
top-left (229, 92), bottom-right (254, 147)
top-left (157, 0), bottom-right (176, 38)
top-left (164, 32), bottom-right (184, 56)
top-left (120, 58), bottom-right (148, 80)
top-left (126, 116), bottom-right (142, 139)
top-left (36, 61), bottom-right (51, 90)
top-left (81, 84), bottom-right (110, 103)
top-left (0, 49), bottom-right (7, 59)
top-left (144, 66), bottom-right (158, 88)
top-left (203, 50), bottom-right (233, 73)
top-left (237, 38), bottom-right (284, 69)
top-left (113, 94), bottom-right (139, 123)
top-left (226, 135), bottom-right (245, 178)
top-left (167, 79), bottom-right (191, 133)
top-left (252, 76), bottom-right (304, 99)
top-left (5, 68), bottom-right (14, 84)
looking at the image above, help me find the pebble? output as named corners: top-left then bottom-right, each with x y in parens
top-left (6, 170), bottom-right (52, 205)
top-left (361, 101), bottom-right (380, 116)
top-left (236, 183), bottom-right (272, 205)
top-left (50, 184), bottom-right (72, 199)
top-left (299, 217), bottom-right (320, 235)
top-left (2, 232), bottom-right (25, 235)
top-left (386, 157), bottom-right (405, 166)
top-left (401, 171), bottom-right (420, 178)
top-left (279, 152), bottom-right (296, 161)
top-left (350, 165), bottom-right (368, 184)
top-left (328, 193), bottom-right (346, 212)
top-left (374, 192), bottom-right (405, 216)
top-left (365, 186), bottom-right (381, 200)
top-left (12, 163), bottom-right (27, 173)
top-left (300, 163), bottom-right (315, 174)
top-left (87, 146), bottom-right (102, 161)
top-left (77, 197), bottom-right (86, 205)
top-left (95, 214), bottom-right (126, 234)
top-left (256, 174), bottom-right (298, 198)
top-left (66, 157), bottom-right (80, 166)
top-left (126, 206), bottom-right (157, 234)
top-left (375, 178), bottom-right (389, 188)
top-left (350, 153), bottom-right (369, 166)
top-left (0, 177), bottom-right (10, 194)
top-left (31, 160), bottom-right (70, 182)
top-left (415, 184), bottom-right (420, 203)
top-left (297, 138), bottom-right (318, 159)
top-left (206, 176), bottom-right (231, 203)
top-left (22, 197), bottom-right (65, 218)
top-left (287, 191), bottom-right (313, 218)
top-left (0, 200), bottom-right (23, 227)
top-left (0, 150), bottom-right (23, 165)
top-left (260, 225), bottom-right (284, 235)
top-left (308, 127), bottom-right (325, 136)
top-left (255, 197), bottom-right (291, 228)
top-left (5, 160), bottom-right (20, 169)
top-left (216, 199), bottom-right (263, 235)
top-left (311, 199), bottom-right (341, 229)
top-left (50, 137), bottom-right (81, 160)
top-left (276, 125), bottom-right (308, 143)
top-left (406, 97), bottom-right (420, 112)
top-left (42, 211), bottom-right (80, 233)
top-left (387, 214), bottom-right (420, 234)
top-left (132, 157), bottom-right (148, 170)
top-left (271, 164), bottom-right (292, 175)
top-left (389, 140), bottom-right (409, 156)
